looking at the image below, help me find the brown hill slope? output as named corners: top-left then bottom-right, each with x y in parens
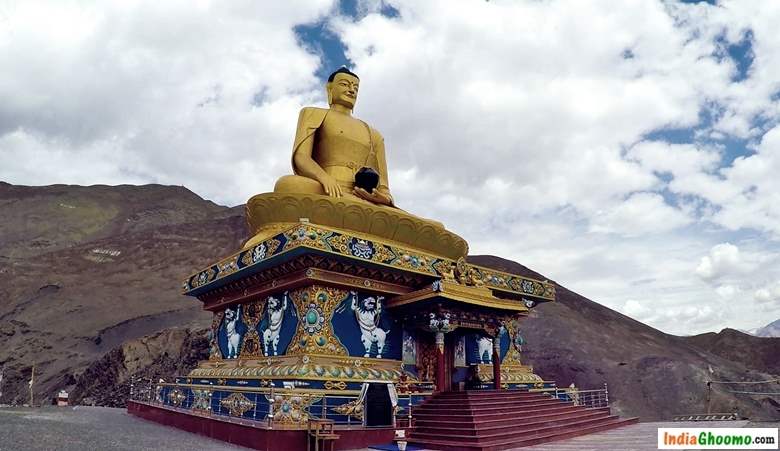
top-left (0, 182), bottom-right (230, 260)
top-left (0, 183), bottom-right (245, 405)
top-left (683, 328), bottom-right (780, 376)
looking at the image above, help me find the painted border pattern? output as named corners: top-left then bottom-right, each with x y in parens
top-left (183, 223), bottom-right (555, 301)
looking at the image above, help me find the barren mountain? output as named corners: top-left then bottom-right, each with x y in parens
top-left (754, 319), bottom-right (780, 338)
top-left (0, 182), bottom-right (245, 405)
top-left (1, 183), bottom-right (778, 422)
top-left (682, 328), bottom-right (780, 377)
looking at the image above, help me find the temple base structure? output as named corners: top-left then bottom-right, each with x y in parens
top-left (128, 221), bottom-right (558, 450)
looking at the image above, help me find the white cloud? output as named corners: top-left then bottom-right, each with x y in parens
top-left (695, 243), bottom-right (746, 281)
top-left (623, 299), bottom-right (653, 321)
top-left (715, 284), bottom-right (739, 300)
top-left (754, 282), bottom-right (780, 305)
top-left (627, 141), bottom-right (721, 179)
top-left (589, 192), bottom-right (692, 236)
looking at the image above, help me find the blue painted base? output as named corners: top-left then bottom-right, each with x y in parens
top-left (370, 444), bottom-right (425, 451)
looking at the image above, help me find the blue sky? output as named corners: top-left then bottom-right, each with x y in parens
top-left (2, 0), bottom-right (780, 335)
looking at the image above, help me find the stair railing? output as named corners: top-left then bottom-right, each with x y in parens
top-left (552, 382), bottom-right (610, 408)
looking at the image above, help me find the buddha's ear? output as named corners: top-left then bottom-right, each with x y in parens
top-left (326, 82), bottom-right (333, 105)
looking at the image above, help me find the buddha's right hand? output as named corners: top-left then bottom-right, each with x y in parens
top-left (318, 174), bottom-right (342, 198)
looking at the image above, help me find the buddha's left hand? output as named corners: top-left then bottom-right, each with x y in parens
top-left (353, 187), bottom-right (393, 206)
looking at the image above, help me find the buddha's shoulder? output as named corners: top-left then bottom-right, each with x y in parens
top-left (367, 124), bottom-right (384, 142)
top-left (298, 106), bottom-right (329, 118)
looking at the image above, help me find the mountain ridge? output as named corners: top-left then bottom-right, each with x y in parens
top-left (754, 319), bottom-right (780, 338)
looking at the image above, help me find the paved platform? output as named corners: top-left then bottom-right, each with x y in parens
top-left (520, 420), bottom-right (778, 451)
top-left (0, 406), bottom-right (246, 451)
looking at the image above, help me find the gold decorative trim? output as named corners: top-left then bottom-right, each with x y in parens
top-left (472, 363), bottom-right (543, 384)
top-left (209, 311), bottom-right (224, 360)
top-left (163, 382), bottom-right (371, 397)
top-left (221, 392), bottom-right (254, 417)
top-left (168, 388), bottom-right (186, 407)
top-left (332, 397), bottom-right (363, 419)
top-left (387, 282), bottom-right (530, 312)
top-left (324, 380), bottom-right (348, 390)
top-left (191, 389), bottom-right (212, 412)
top-left (184, 222), bottom-right (555, 304)
top-left (188, 353), bottom-right (416, 384)
top-left (270, 393), bottom-right (316, 425)
top-left (285, 286), bottom-right (349, 356)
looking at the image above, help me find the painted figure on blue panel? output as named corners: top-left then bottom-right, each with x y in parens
top-left (263, 291), bottom-right (288, 356)
top-left (351, 291), bottom-right (387, 358)
top-left (223, 306), bottom-right (242, 358)
top-left (402, 330), bottom-right (416, 365)
top-left (477, 336), bottom-right (493, 363)
top-left (455, 335), bottom-right (466, 367)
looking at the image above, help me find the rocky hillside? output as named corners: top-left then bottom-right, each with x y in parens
top-left (0, 183), bottom-right (245, 405)
top-left (71, 328), bottom-right (209, 407)
top-left (1, 182), bottom-right (778, 421)
top-left (682, 329), bottom-right (780, 378)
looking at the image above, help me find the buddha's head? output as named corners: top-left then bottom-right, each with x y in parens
top-left (326, 67), bottom-right (359, 109)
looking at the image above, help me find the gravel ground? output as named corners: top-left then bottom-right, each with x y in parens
top-left (0, 406), bottom-right (248, 451)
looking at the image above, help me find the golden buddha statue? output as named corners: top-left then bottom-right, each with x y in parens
top-left (274, 67), bottom-right (394, 208)
top-left (244, 68), bottom-right (469, 259)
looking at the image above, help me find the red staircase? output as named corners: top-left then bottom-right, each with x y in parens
top-left (408, 389), bottom-right (638, 450)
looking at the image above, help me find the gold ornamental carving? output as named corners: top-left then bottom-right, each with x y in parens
top-left (332, 397), bottom-right (363, 420)
top-left (269, 393), bottom-right (315, 425)
top-left (209, 311), bottom-right (224, 360)
top-left (221, 392), bottom-right (254, 417)
top-left (285, 286), bottom-right (348, 356)
top-left (168, 388), bottom-right (186, 407)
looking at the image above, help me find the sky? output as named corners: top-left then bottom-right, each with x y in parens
top-left (1, 0), bottom-right (779, 336)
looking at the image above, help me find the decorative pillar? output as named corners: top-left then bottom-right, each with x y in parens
top-left (435, 331), bottom-right (446, 393)
top-left (428, 311), bottom-right (453, 392)
top-left (492, 335), bottom-right (501, 390)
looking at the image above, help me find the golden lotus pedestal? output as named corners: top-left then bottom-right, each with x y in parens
top-left (129, 203), bottom-right (555, 450)
top-left (243, 192), bottom-right (469, 260)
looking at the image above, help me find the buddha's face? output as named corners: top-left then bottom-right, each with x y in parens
top-left (328, 73), bottom-right (359, 109)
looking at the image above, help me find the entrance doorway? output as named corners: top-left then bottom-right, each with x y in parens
top-left (364, 383), bottom-right (394, 427)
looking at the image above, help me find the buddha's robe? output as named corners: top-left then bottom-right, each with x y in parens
top-left (275, 107), bottom-right (393, 204)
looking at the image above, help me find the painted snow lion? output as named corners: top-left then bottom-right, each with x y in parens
top-left (351, 291), bottom-right (387, 358)
top-left (224, 306), bottom-right (242, 358)
top-left (477, 336), bottom-right (493, 363)
top-left (263, 292), bottom-right (288, 356)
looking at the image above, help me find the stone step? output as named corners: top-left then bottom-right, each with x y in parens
top-left (410, 414), bottom-right (622, 443)
top-left (410, 417), bottom-right (639, 451)
top-left (418, 395), bottom-right (566, 406)
top-left (433, 390), bottom-right (543, 401)
top-left (412, 404), bottom-right (584, 422)
top-left (413, 399), bottom-right (570, 415)
top-left (413, 408), bottom-right (612, 435)
top-left (420, 395), bottom-right (553, 408)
